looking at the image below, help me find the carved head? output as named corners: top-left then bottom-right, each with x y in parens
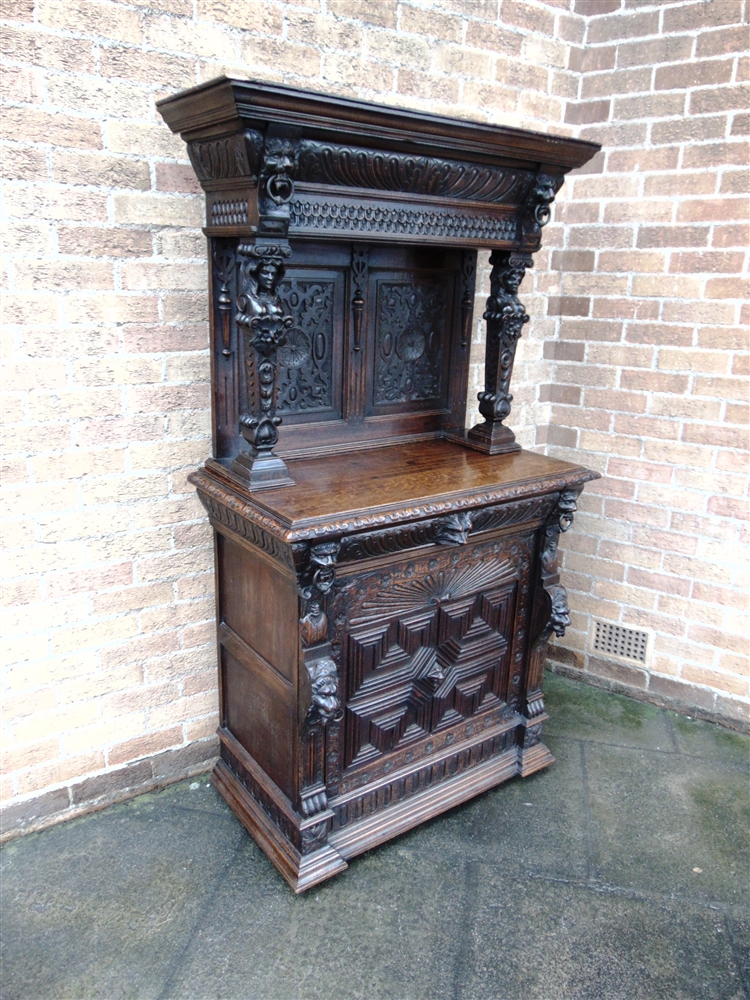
top-left (254, 257), bottom-right (283, 293)
top-left (308, 657), bottom-right (341, 722)
top-left (549, 585), bottom-right (571, 637)
top-left (502, 266), bottom-right (526, 295)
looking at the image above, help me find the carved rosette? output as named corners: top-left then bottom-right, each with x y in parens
top-left (468, 250), bottom-right (533, 454)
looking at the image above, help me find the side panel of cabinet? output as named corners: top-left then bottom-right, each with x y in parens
top-left (216, 532), bottom-right (298, 799)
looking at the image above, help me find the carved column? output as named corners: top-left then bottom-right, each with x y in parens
top-left (467, 250), bottom-right (533, 455)
top-left (231, 132), bottom-right (299, 489)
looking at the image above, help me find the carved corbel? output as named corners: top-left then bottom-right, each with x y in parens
top-left (522, 170), bottom-right (564, 248)
top-left (467, 250), bottom-right (533, 455)
top-left (523, 488), bottom-right (581, 727)
top-left (257, 133), bottom-right (298, 239)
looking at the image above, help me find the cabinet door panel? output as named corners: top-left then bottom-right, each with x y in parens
top-left (330, 533), bottom-right (534, 775)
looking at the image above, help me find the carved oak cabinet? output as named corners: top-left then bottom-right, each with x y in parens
top-left (158, 79), bottom-right (600, 892)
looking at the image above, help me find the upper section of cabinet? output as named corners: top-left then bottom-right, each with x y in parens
top-left (157, 77), bottom-right (600, 252)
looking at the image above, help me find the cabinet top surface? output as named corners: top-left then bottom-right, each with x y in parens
top-left (210, 441), bottom-right (598, 533)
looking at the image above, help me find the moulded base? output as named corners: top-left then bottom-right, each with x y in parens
top-left (212, 731), bottom-right (555, 893)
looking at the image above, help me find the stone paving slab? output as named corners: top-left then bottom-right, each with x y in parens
top-left (1, 672), bottom-right (748, 1000)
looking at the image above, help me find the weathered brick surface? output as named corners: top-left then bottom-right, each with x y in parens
top-left (1, 0), bottom-right (748, 837)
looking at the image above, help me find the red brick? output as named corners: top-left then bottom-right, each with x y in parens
top-left (627, 568), bottom-right (691, 597)
top-left (677, 198), bottom-right (749, 223)
top-left (616, 34), bottom-right (694, 69)
top-left (547, 296), bottom-right (591, 317)
top-left (663, 1), bottom-right (744, 32)
top-left (568, 45), bottom-right (616, 74)
top-left (670, 251), bottom-right (745, 273)
top-left (690, 86), bottom-right (750, 116)
top-left (711, 224), bottom-right (750, 248)
top-left (625, 324), bottom-right (693, 347)
top-left (550, 251), bottom-right (597, 272)
top-left (655, 59), bottom-right (735, 91)
top-left (565, 99), bottom-right (611, 124)
top-left (587, 10), bottom-right (660, 44)
top-left (500, 0), bottom-right (555, 35)
top-left (652, 116), bottom-right (728, 145)
top-left (637, 226), bottom-right (709, 249)
top-left (608, 458), bottom-right (672, 483)
top-left (593, 299), bottom-right (659, 321)
top-left (682, 141), bottom-right (749, 169)
top-left (707, 496), bottom-right (750, 520)
top-left (581, 67), bottom-right (652, 100)
top-left (559, 319), bottom-right (623, 343)
top-left (574, 0), bottom-right (620, 14)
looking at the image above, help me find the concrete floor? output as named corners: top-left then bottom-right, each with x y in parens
top-left (1, 672), bottom-right (748, 1000)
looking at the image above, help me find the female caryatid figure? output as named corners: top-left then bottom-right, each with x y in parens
top-left (233, 251), bottom-right (294, 488)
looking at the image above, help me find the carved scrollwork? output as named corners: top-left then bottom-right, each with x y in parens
top-left (188, 130), bottom-right (263, 182)
top-left (296, 140), bottom-right (533, 205)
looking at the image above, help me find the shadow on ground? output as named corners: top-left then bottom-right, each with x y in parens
top-left (2, 672), bottom-right (748, 1000)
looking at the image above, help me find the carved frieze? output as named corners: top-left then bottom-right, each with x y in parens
top-left (296, 139), bottom-right (534, 205)
top-left (338, 494), bottom-right (557, 563)
top-left (194, 488), bottom-right (295, 571)
top-left (289, 197), bottom-right (517, 242)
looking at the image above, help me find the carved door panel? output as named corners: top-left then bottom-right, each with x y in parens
top-left (242, 265), bottom-right (346, 426)
top-left (329, 533), bottom-right (534, 775)
top-left (364, 261), bottom-right (457, 418)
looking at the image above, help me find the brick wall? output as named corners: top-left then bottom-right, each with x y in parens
top-left (543, 0), bottom-right (749, 729)
top-left (1, 0), bottom-right (747, 837)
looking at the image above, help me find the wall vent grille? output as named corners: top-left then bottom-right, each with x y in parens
top-left (591, 620), bottom-right (650, 664)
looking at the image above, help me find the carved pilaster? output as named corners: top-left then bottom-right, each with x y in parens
top-left (467, 250), bottom-right (533, 455)
top-left (350, 246), bottom-right (368, 353)
top-left (523, 488), bottom-right (581, 721)
top-left (460, 250), bottom-right (477, 350)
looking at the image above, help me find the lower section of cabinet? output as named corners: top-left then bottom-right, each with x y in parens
top-left (212, 718), bottom-right (554, 893)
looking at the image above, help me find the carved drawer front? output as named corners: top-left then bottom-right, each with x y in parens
top-left (330, 534), bottom-right (533, 774)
